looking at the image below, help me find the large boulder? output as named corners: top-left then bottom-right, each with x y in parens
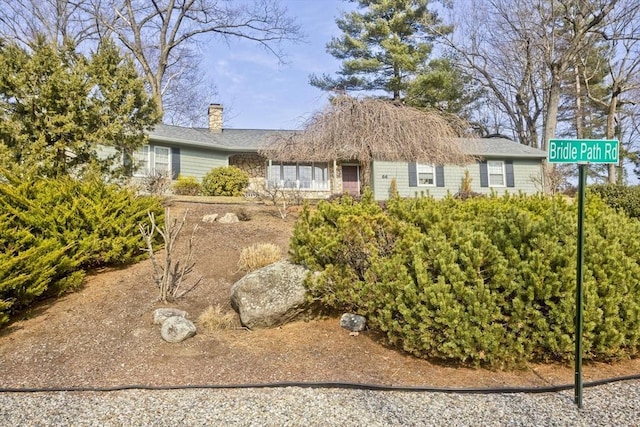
top-left (230, 261), bottom-right (309, 329)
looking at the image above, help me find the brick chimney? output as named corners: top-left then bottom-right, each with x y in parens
top-left (208, 103), bottom-right (223, 132)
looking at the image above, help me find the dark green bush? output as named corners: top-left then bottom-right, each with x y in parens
top-left (201, 166), bottom-right (249, 197)
top-left (589, 184), bottom-right (640, 219)
top-left (291, 191), bottom-right (396, 311)
top-left (172, 175), bottom-right (202, 196)
top-left (0, 172), bottom-right (164, 327)
top-left (291, 192), bottom-right (640, 368)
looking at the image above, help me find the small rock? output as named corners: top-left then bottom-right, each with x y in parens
top-left (153, 308), bottom-right (187, 325)
top-left (340, 313), bottom-right (366, 332)
top-left (202, 214), bottom-right (218, 223)
top-left (161, 316), bottom-right (197, 343)
top-left (349, 331), bottom-right (360, 337)
top-left (218, 213), bottom-right (239, 224)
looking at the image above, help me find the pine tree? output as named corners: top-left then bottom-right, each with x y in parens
top-left (0, 36), bottom-right (158, 178)
top-left (405, 57), bottom-right (482, 115)
top-left (310, 0), bottom-right (450, 101)
top-left (88, 39), bottom-right (160, 176)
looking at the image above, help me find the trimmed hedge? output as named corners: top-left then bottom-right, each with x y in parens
top-left (0, 172), bottom-right (164, 326)
top-left (291, 192), bottom-right (640, 368)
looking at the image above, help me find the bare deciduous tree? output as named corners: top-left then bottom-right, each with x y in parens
top-left (440, 0), bottom-right (620, 150)
top-left (538, 1), bottom-right (618, 152)
top-left (0, 1), bottom-right (302, 126)
top-left (159, 54), bottom-right (218, 127)
top-left (582, 0), bottom-right (640, 183)
top-left (92, 0), bottom-right (302, 121)
top-left (261, 96), bottom-right (472, 191)
top-left (139, 208), bottom-right (202, 303)
top-left (436, 0), bottom-right (547, 148)
top-left (0, 0), bottom-right (98, 47)
top-left (439, 0), bottom-right (624, 192)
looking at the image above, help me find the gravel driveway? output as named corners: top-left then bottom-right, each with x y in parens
top-left (2, 380), bottom-right (639, 426)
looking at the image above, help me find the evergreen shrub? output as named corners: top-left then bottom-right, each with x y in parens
top-left (172, 175), bottom-right (202, 196)
top-left (589, 184), bottom-right (640, 219)
top-left (201, 166), bottom-right (249, 197)
top-left (291, 192), bottom-right (640, 367)
top-left (0, 172), bottom-right (163, 326)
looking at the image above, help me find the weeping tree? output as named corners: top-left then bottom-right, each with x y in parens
top-left (261, 96), bottom-right (472, 192)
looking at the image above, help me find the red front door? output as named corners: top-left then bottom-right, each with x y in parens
top-left (342, 165), bottom-right (360, 195)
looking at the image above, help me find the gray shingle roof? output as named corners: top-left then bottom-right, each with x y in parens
top-left (460, 138), bottom-right (547, 158)
top-left (149, 125), bottom-right (546, 159)
top-left (149, 124), bottom-right (295, 152)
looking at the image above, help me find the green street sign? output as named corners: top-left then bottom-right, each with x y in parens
top-left (546, 137), bottom-right (619, 409)
top-left (548, 139), bottom-right (619, 164)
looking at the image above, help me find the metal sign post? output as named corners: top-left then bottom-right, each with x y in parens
top-left (547, 139), bottom-right (618, 409)
top-left (575, 164), bottom-right (587, 409)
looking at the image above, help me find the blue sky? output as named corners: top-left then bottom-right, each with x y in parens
top-left (205, 0), bottom-right (354, 130)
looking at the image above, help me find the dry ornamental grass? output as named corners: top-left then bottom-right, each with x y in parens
top-left (237, 242), bottom-right (282, 272)
top-left (198, 304), bottom-right (240, 331)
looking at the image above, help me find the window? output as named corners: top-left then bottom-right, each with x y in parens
top-left (132, 145), bottom-right (150, 177)
top-left (417, 164), bottom-right (435, 186)
top-left (268, 163), bottom-right (281, 187)
top-left (268, 161), bottom-right (330, 190)
top-left (298, 163), bottom-right (312, 189)
top-left (282, 163), bottom-right (297, 188)
top-left (409, 163), bottom-right (444, 187)
top-left (314, 163), bottom-right (328, 185)
top-left (488, 160), bottom-right (505, 186)
top-left (154, 147), bottom-right (170, 175)
top-left (132, 145), bottom-right (172, 177)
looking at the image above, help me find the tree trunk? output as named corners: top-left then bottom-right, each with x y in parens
top-left (543, 71), bottom-right (562, 152)
top-left (153, 89), bottom-right (164, 120)
top-left (361, 161), bottom-right (372, 193)
top-left (542, 69), bottom-right (563, 194)
top-left (606, 88), bottom-right (619, 184)
top-left (574, 65), bottom-right (584, 139)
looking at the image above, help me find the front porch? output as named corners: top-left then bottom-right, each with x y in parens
top-left (229, 153), bottom-right (362, 199)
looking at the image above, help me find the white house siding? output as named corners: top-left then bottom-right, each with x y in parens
top-left (371, 159), bottom-right (544, 200)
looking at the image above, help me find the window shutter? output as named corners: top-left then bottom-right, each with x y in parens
top-left (123, 150), bottom-right (132, 176)
top-left (408, 162), bottom-right (417, 187)
top-left (479, 161), bottom-right (489, 187)
top-left (435, 165), bottom-right (445, 187)
top-left (505, 160), bottom-right (515, 187)
top-left (171, 147), bottom-right (180, 179)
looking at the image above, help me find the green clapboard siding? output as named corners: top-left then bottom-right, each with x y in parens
top-left (97, 143), bottom-right (232, 181)
top-left (372, 159), bottom-right (543, 200)
top-left (177, 147), bottom-right (229, 181)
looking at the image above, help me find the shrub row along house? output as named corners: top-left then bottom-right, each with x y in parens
top-left (125, 103), bottom-right (546, 200)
